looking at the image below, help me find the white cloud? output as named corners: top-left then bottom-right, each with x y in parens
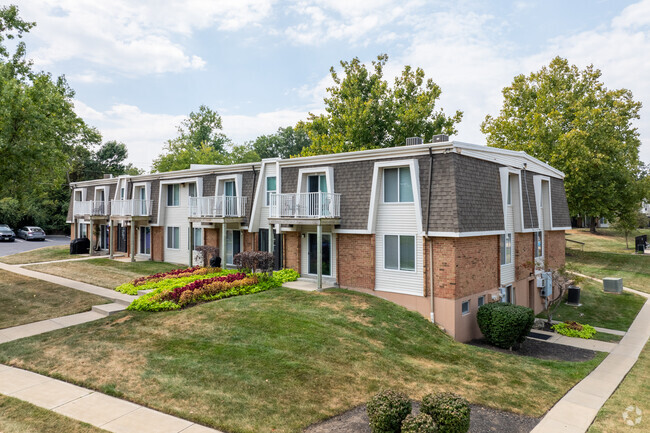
top-left (16, 0), bottom-right (273, 76)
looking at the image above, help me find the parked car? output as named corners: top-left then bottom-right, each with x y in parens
top-left (0, 225), bottom-right (15, 241)
top-left (16, 226), bottom-right (46, 241)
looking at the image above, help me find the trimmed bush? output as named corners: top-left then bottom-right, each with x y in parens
top-left (552, 321), bottom-right (596, 339)
top-left (420, 393), bottom-right (470, 433)
top-left (401, 413), bottom-right (438, 433)
top-left (234, 251), bottom-right (274, 272)
top-left (367, 389), bottom-right (412, 433)
top-left (476, 302), bottom-right (535, 349)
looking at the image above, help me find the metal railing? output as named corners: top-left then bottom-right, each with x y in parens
top-left (269, 192), bottom-right (341, 218)
top-left (73, 200), bottom-right (109, 216)
top-left (110, 199), bottom-right (153, 217)
top-left (188, 196), bottom-right (248, 218)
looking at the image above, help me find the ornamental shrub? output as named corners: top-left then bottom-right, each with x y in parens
top-left (552, 321), bottom-right (596, 339)
top-left (272, 268), bottom-right (300, 284)
top-left (401, 413), bottom-right (438, 433)
top-left (420, 393), bottom-right (470, 433)
top-left (366, 389), bottom-right (412, 433)
top-left (233, 251), bottom-right (274, 272)
top-left (476, 302), bottom-right (535, 349)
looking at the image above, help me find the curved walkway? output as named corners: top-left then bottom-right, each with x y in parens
top-left (532, 279), bottom-right (650, 433)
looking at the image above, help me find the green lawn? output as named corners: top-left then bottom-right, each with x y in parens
top-left (0, 270), bottom-right (109, 329)
top-left (544, 279), bottom-right (645, 332)
top-left (0, 245), bottom-right (79, 265)
top-left (0, 393), bottom-right (108, 433)
top-left (0, 288), bottom-right (604, 433)
top-left (565, 228), bottom-right (650, 254)
top-left (565, 250), bottom-right (650, 294)
top-left (24, 259), bottom-right (181, 289)
top-left (589, 341), bottom-right (650, 433)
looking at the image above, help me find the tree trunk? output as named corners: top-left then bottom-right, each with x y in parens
top-left (589, 217), bottom-right (598, 233)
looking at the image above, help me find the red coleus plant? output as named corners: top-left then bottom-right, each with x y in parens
top-left (162, 272), bottom-right (248, 303)
top-left (131, 266), bottom-right (203, 287)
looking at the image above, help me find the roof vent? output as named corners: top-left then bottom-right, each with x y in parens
top-left (406, 137), bottom-right (423, 146)
top-left (432, 134), bottom-right (449, 143)
top-left (103, 174), bottom-right (113, 179)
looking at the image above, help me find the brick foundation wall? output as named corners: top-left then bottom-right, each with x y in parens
top-left (515, 232), bottom-right (534, 280)
top-left (545, 230), bottom-right (565, 269)
top-left (283, 232), bottom-right (301, 272)
top-left (337, 234), bottom-right (375, 290)
top-left (432, 238), bottom-right (456, 299)
top-left (454, 236), bottom-right (500, 298)
top-left (151, 226), bottom-right (164, 262)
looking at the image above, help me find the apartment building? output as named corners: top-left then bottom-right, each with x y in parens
top-left (68, 138), bottom-right (571, 341)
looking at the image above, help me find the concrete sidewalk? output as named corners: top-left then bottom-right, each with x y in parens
top-left (0, 365), bottom-right (222, 433)
top-left (0, 261), bottom-right (135, 305)
top-left (528, 329), bottom-right (618, 353)
top-left (532, 286), bottom-right (650, 432)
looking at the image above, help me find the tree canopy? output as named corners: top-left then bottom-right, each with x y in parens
top-left (481, 56), bottom-right (645, 231)
top-left (252, 126), bottom-right (311, 159)
top-left (298, 54), bottom-right (462, 156)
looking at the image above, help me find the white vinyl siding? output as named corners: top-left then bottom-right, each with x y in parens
top-left (375, 201), bottom-right (423, 296)
top-left (501, 188), bottom-right (515, 285)
top-left (161, 183), bottom-right (192, 265)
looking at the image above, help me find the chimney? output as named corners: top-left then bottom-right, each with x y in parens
top-left (432, 134), bottom-right (449, 143)
top-left (405, 137), bottom-right (423, 146)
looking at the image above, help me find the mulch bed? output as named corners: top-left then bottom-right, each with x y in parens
top-left (304, 402), bottom-right (539, 433)
top-left (468, 338), bottom-right (597, 362)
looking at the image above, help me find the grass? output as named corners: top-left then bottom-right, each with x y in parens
top-left (542, 279), bottom-right (645, 331)
top-left (0, 287), bottom-right (604, 433)
top-left (0, 393), bottom-right (109, 433)
top-left (589, 342), bottom-right (650, 433)
top-left (566, 250), bottom-right (650, 294)
top-left (0, 270), bottom-right (109, 329)
top-left (24, 259), bottom-right (181, 289)
top-left (0, 245), bottom-right (79, 265)
top-left (565, 228), bottom-right (650, 254)
top-left (590, 332), bottom-right (623, 343)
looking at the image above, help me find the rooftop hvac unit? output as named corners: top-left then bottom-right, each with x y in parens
top-left (406, 137), bottom-right (423, 146)
top-left (432, 134), bottom-right (449, 143)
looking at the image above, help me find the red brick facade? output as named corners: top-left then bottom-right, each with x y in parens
top-left (151, 226), bottom-right (164, 262)
top-left (515, 232), bottom-right (534, 280)
top-left (243, 230), bottom-right (256, 252)
top-left (545, 230), bottom-right (565, 269)
top-left (337, 234), bottom-right (375, 290)
top-left (283, 232), bottom-right (301, 272)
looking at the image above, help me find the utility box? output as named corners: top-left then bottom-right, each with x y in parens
top-left (540, 271), bottom-right (553, 297)
top-left (603, 277), bottom-right (623, 294)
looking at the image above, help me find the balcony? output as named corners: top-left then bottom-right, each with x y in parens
top-left (189, 196), bottom-right (248, 220)
top-left (269, 192), bottom-right (341, 223)
top-left (110, 199), bottom-right (153, 218)
top-left (73, 200), bottom-right (109, 217)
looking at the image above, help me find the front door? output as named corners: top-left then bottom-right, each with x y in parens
top-left (224, 181), bottom-right (236, 216)
top-left (140, 226), bottom-right (151, 255)
top-left (117, 224), bottom-right (127, 253)
top-left (308, 233), bottom-right (331, 276)
top-left (307, 175), bottom-right (328, 216)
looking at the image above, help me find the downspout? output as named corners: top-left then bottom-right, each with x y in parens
top-left (250, 165), bottom-right (257, 229)
top-left (426, 148), bottom-right (435, 323)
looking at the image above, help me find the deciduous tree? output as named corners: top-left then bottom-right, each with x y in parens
top-left (252, 126), bottom-right (310, 159)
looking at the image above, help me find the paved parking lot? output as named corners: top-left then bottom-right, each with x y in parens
top-left (0, 235), bottom-right (70, 257)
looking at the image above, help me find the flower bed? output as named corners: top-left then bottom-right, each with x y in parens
top-left (115, 267), bottom-right (224, 295)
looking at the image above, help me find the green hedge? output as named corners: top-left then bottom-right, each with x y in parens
top-left (477, 302), bottom-right (534, 349)
top-left (401, 413), bottom-right (439, 433)
top-left (366, 390), bottom-right (412, 433)
top-left (420, 393), bottom-right (470, 433)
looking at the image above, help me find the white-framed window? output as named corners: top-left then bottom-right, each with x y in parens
top-left (265, 176), bottom-right (276, 206)
top-left (505, 285), bottom-right (515, 304)
top-left (167, 184), bottom-right (180, 206)
top-left (383, 167), bottom-right (413, 203)
top-left (500, 233), bottom-right (512, 265)
top-left (226, 230), bottom-right (241, 265)
top-left (461, 300), bottom-right (470, 316)
top-left (478, 295), bottom-right (485, 307)
top-left (79, 223), bottom-right (88, 238)
top-left (534, 231), bottom-right (543, 258)
top-left (166, 226), bottom-right (180, 249)
top-left (189, 183), bottom-right (197, 198)
top-left (120, 187), bottom-right (125, 200)
top-left (189, 227), bottom-right (202, 249)
top-left (74, 190), bottom-right (83, 202)
top-left (384, 234), bottom-right (415, 272)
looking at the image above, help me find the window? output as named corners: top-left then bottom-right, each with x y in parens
top-left (226, 230), bottom-right (241, 265)
top-left (500, 233), bottom-right (512, 265)
top-left (74, 190), bottom-right (83, 201)
top-left (478, 295), bottom-right (485, 307)
top-left (384, 235), bottom-right (415, 271)
top-left (258, 228), bottom-right (269, 252)
top-left (79, 224), bottom-right (87, 238)
top-left (166, 227), bottom-right (180, 249)
top-left (265, 176), bottom-right (276, 206)
top-left (507, 178), bottom-right (512, 205)
top-left (534, 231), bottom-right (543, 258)
top-left (461, 300), bottom-right (470, 316)
top-left (189, 183), bottom-right (197, 198)
top-left (383, 167), bottom-right (413, 203)
top-left (505, 285), bottom-right (515, 304)
top-left (167, 184), bottom-right (180, 206)
top-left (120, 187), bottom-right (125, 200)
top-left (139, 227), bottom-right (151, 255)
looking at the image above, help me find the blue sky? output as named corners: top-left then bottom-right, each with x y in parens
top-left (14, 0), bottom-right (650, 170)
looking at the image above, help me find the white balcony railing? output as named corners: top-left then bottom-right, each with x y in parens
top-left (189, 196), bottom-right (248, 218)
top-left (269, 192), bottom-right (341, 219)
top-left (73, 200), bottom-right (109, 216)
top-left (110, 199), bottom-right (153, 217)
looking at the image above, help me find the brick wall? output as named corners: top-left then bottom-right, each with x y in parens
top-left (337, 234), bottom-right (375, 290)
top-left (545, 230), bottom-right (565, 269)
top-left (515, 232), bottom-right (534, 280)
top-left (204, 228), bottom-right (218, 249)
top-left (432, 238), bottom-right (456, 298)
top-left (454, 236), bottom-right (500, 298)
top-left (70, 224), bottom-right (76, 241)
top-left (243, 230), bottom-right (256, 252)
top-left (283, 232), bottom-right (301, 272)
top-left (151, 226), bottom-right (164, 262)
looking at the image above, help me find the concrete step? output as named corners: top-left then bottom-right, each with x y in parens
top-left (112, 297), bottom-right (134, 307)
top-left (92, 303), bottom-right (127, 317)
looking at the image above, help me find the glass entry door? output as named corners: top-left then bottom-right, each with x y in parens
top-left (307, 175), bottom-right (328, 217)
top-left (139, 226), bottom-right (151, 255)
top-left (308, 233), bottom-right (331, 276)
top-left (224, 180), bottom-right (236, 216)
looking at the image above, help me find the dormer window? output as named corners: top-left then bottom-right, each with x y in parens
top-left (383, 167), bottom-right (413, 203)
